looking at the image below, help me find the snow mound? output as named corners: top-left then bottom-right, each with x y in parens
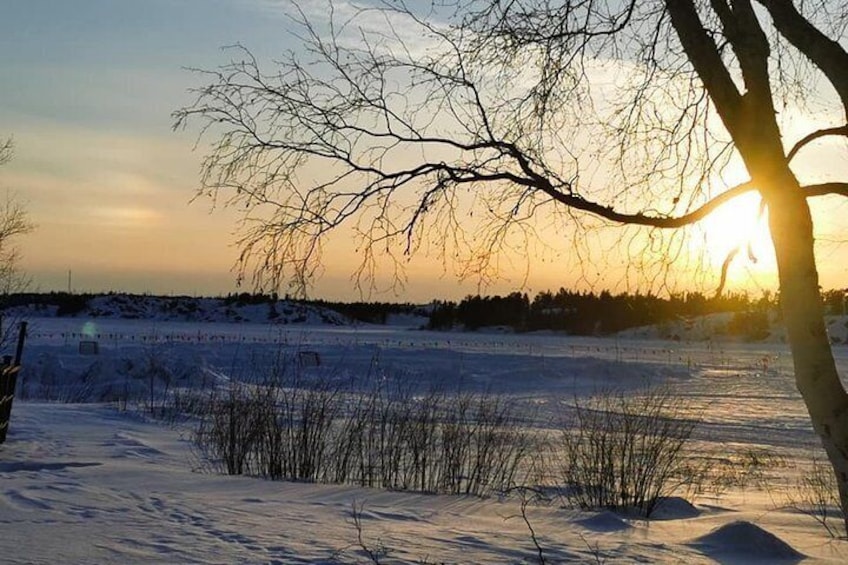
top-left (575, 511), bottom-right (632, 532)
top-left (649, 496), bottom-right (701, 520)
top-left (689, 520), bottom-right (804, 562)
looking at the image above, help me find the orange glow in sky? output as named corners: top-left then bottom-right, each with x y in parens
top-left (1, 1), bottom-right (846, 301)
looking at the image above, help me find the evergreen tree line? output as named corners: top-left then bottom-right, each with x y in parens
top-left (223, 292), bottom-right (426, 324)
top-left (426, 289), bottom-right (811, 335)
top-left (0, 289), bottom-right (845, 332)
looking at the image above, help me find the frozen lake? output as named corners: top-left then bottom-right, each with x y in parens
top-left (18, 316), bottom-right (847, 455)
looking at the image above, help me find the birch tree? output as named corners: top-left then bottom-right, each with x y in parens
top-left (175, 0), bottom-right (848, 525)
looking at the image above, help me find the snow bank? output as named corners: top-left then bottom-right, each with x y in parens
top-left (690, 520), bottom-right (805, 562)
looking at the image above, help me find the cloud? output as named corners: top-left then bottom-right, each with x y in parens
top-left (87, 206), bottom-right (163, 228)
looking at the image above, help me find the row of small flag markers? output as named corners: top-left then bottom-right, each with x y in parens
top-left (21, 330), bottom-right (779, 365)
top-left (27, 330), bottom-right (703, 350)
top-left (27, 331), bottom-right (696, 351)
top-left (30, 331), bottom-right (295, 343)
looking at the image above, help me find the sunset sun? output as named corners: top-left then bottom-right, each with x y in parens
top-left (698, 191), bottom-right (773, 267)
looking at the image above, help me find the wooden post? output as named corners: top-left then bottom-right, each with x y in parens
top-left (0, 365), bottom-right (14, 443)
top-left (0, 322), bottom-right (27, 444)
top-left (14, 321), bottom-right (27, 366)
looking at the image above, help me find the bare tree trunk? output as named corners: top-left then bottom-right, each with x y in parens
top-left (768, 181), bottom-right (848, 530)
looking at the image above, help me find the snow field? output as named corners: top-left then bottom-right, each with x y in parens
top-left (2, 317), bottom-right (848, 562)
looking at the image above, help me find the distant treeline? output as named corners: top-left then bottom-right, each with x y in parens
top-left (0, 288), bottom-right (845, 333)
top-left (222, 292), bottom-right (428, 323)
top-left (304, 300), bottom-right (425, 324)
top-left (428, 288), bottom-right (847, 335)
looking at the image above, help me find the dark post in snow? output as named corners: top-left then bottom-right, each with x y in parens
top-left (14, 321), bottom-right (27, 366)
top-left (0, 321), bottom-right (28, 444)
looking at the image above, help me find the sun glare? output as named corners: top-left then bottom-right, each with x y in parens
top-left (697, 191), bottom-right (774, 272)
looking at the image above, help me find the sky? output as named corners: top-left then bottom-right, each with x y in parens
top-left (0, 0), bottom-right (516, 300)
top-left (0, 0), bottom-right (846, 302)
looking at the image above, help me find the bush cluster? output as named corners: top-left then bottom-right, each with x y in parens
top-left (169, 358), bottom-right (782, 518)
top-left (190, 370), bottom-right (715, 517)
top-left (193, 371), bottom-right (531, 497)
top-left (553, 388), bottom-right (700, 517)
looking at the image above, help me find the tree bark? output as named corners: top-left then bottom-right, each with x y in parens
top-left (666, 0), bottom-right (848, 526)
top-left (767, 177), bottom-right (848, 531)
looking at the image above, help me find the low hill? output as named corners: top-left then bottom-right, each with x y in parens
top-left (0, 293), bottom-right (351, 325)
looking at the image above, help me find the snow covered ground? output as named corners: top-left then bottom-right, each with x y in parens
top-left (3, 316), bottom-right (848, 563)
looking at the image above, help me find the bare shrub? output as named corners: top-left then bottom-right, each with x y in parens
top-left (504, 486), bottom-right (550, 565)
top-left (555, 387), bottom-right (700, 517)
top-left (153, 387), bottom-right (211, 424)
top-left (693, 446), bottom-right (786, 500)
top-left (254, 371), bottom-right (344, 482)
top-left (139, 347), bottom-right (174, 417)
top-left (193, 381), bottom-right (264, 476)
top-left (453, 393), bottom-right (530, 495)
top-left (329, 377), bottom-right (413, 489)
top-left (349, 500), bottom-right (390, 565)
top-left (334, 381), bottom-right (531, 496)
top-left (188, 359), bottom-right (531, 496)
top-left (783, 454), bottom-right (846, 539)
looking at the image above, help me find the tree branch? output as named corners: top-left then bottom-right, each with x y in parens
top-left (756, 0), bottom-right (848, 120)
top-left (803, 182), bottom-right (848, 198)
top-left (547, 180), bottom-right (848, 230)
top-left (788, 125), bottom-right (848, 162)
top-left (666, 0), bottom-right (744, 131)
top-left (175, 2), bottom-right (847, 295)
top-left (543, 181), bottom-right (756, 228)
top-left (715, 245), bottom-right (741, 297)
